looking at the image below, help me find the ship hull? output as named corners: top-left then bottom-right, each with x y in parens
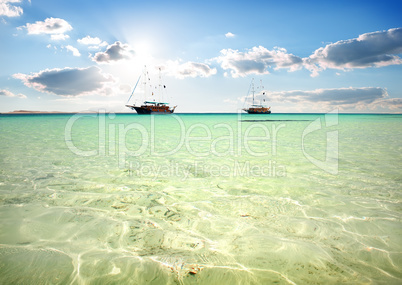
top-left (243, 108), bottom-right (271, 114)
top-left (127, 105), bottom-right (175, 115)
top-left (133, 106), bottom-right (152, 114)
top-left (245, 110), bottom-right (271, 114)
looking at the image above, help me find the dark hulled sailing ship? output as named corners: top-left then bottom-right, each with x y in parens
top-left (243, 79), bottom-right (271, 114)
top-left (126, 67), bottom-right (177, 114)
top-left (129, 101), bottom-right (176, 114)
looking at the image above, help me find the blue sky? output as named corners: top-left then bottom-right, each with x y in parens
top-left (1, 0), bottom-right (402, 113)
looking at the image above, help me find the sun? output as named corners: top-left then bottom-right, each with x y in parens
top-left (106, 39), bottom-right (158, 86)
top-left (133, 40), bottom-right (154, 63)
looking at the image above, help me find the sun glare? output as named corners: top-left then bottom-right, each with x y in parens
top-left (107, 39), bottom-right (157, 86)
top-left (133, 41), bottom-right (154, 63)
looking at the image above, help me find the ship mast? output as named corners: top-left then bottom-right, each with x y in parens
top-left (251, 78), bottom-right (255, 106)
top-left (142, 66), bottom-right (148, 103)
top-left (259, 79), bottom-right (263, 106)
top-left (158, 67), bottom-right (162, 103)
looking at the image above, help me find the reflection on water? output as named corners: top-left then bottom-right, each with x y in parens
top-left (0, 113), bottom-right (401, 284)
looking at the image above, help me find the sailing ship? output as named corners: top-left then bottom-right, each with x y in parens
top-left (243, 79), bottom-right (271, 114)
top-left (125, 67), bottom-right (177, 114)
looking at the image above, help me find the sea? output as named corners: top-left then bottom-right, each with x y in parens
top-left (0, 112), bottom-right (401, 284)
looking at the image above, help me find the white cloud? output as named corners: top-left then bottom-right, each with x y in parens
top-left (0, 89), bottom-right (26, 98)
top-left (305, 28), bottom-right (402, 76)
top-left (164, 60), bottom-right (217, 79)
top-left (77, 35), bottom-right (108, 48)
top-left (225, 32), bottom-right (235, 38)
top-left (23, 17), bottom-right (72, 40)
top-left (13, 66), bottom-right (115, 97)
top-left (91, 41), bottom-right (134, 63)
top-left (0, 0), bottom-right (23, 17)
top-left (216, 46), bottom-right (303, 77)
top-left (373, 98), bottom-right (402, 111)
top-left (216, 28), bottom-right (402, 77)
top-left (51, 34), bottom-right (70, 41)
top-left (65, 45), bottom-right (81, 57)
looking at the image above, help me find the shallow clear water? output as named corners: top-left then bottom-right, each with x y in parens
top-left (0, 112), bottom-right (401, 284)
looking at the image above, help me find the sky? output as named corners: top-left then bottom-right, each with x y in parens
top-left (1, 0), bottom-right (402, 113)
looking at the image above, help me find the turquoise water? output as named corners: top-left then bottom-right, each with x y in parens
top-left (0, 112), bottom-right (401, 284)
